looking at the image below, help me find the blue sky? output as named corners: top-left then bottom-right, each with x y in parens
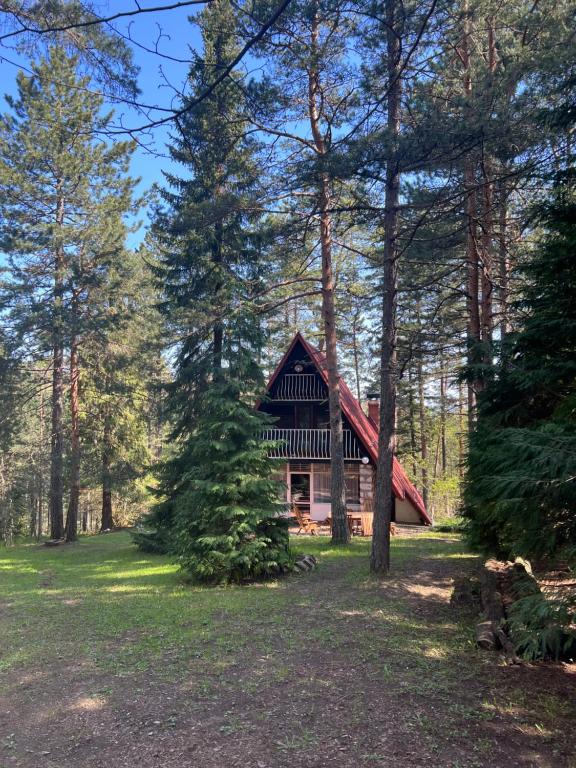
top-left (0, 2), bottom-right (209, 249)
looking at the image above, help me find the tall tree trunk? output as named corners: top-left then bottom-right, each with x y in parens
top-left (213, 209), bottom-right (224, 377)
top-left (498, 177), bottom-right (510, 342)
top-left (320, 175), bottom-right (348, 544)
top-left (479, 17), bottom-right (497, 366)
top-left (371, 0), bottom-right (402, 574)
top-left (29, 478), bottom-right (37, 538)
top-left (458, 380), bottom-right (465, 478)
top-left (440, 360), bottom-right (447, 474)
top-left (101, 407), bottom-right (113, 531)
top-left (351, 314), bottom-right (362, 404)
top-left (408, 365), bottom-right (418, 478)
top-left (65, 305), bottom-right (80, 542)
top-left (480, 159), bottom-right (494, 354)
top-left (37, 387), bottom-right (45, 540)
top-left (308, 9), bottom-right (348, 544)
top-left (417, 354), bottom-right (428, 510)
top-left (461, 0), bottom-right (481, 428)
top-left (50, 188), bottom-right (65, 540)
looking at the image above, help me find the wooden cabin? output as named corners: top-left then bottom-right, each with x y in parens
top-left (257, 333), bottom-right (430, 526)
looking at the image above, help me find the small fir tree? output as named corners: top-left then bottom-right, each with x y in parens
top-left (138, 331), bottom-right (291, 584)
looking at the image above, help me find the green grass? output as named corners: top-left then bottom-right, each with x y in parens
top-left (0, 531), bottom-right (466, 678)
top-left (1, 531), bottom-right (574, 767)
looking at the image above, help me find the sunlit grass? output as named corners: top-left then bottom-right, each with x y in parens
top-left (0, 530), bottom-right (471, 678)
top-left (1, 529), bottom-right (572, 765)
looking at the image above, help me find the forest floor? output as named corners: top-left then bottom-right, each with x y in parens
top-left (0, 531), bottom-right (574, 768)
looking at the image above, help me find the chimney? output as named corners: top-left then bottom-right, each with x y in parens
top-left (366, 392), bottom-right (380, 426)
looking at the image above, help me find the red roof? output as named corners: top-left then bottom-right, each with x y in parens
top-left (263, 332), bottom-right (431, 525)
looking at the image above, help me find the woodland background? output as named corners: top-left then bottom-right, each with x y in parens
top-left (0, 0), bottom-right (573, 555)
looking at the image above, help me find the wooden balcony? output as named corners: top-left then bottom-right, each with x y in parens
top-left (272, 374), bottom-right (325, 401)
top-left (262, 428), bottom-right (362, 460)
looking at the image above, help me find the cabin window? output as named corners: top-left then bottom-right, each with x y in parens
top-left (313, 465), bottom-right (331, 503)
top-left (345, 467), bottom-right (360, 506)
top-left (312, 464), bottom-right (360, 505)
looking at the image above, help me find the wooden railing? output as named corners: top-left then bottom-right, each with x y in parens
top-left (272, 374), bottom-right (325, 401)
top-left (262, 428), bottom-right (362, 459)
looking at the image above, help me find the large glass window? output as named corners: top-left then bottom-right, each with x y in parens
top-left (345, 467), bottom-right (360, 506)
top-left (313, 465), bottom-right (331, 503)
top-left (312, 464), bottom-right (360, 505)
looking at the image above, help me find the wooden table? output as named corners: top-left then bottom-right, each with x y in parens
top-left (324, 514), bottom-right (373, 536)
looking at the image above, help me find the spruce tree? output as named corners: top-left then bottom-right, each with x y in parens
top-left (153, 338), bottom-right (291, 584)
top-left (81, 246), bottom-right (165, 533)
top-left (464, 184), bottom-right (576, 560)
top-left (139, 0), bottom-right (291, 581)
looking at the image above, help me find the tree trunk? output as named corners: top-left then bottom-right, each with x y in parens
top-left (408, 365), bottom-right (418, 478)
top-left (458, 380), bottom-right (465, 478)
top-left (29, 479), bottom-right (37, 538)
top-left (65, 313), bottom-right (80, 542)
top-left (371, 0), bottom-right (402, 574)
top-left (498, 177), bottom-right (510, 342)
top-left (480, 155), bottom-right (494, 361)
top-left (440, 361), bottom-right (447, 474)
top-left (320, 174), bottom-right (348, 545)
top-left (49, 188), bottom-right (65, 540)
top-left (307, 9), bottom-right (348, 544)
top-left (417, 354), bottom-right (428, 510)
top-left (101, 409), bottom-right (114, 531)
top-left (37, 388), bottom-right (45, 539)
top-left (351, 314), bottom-right (362, 404)
top-left (461, 0), bottom-right (481, 427)
top-left (479, 19), bottom-right (498, 381)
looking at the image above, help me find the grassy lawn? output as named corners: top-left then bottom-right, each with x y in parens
top-left (1, 531), bottom-right (574, 768)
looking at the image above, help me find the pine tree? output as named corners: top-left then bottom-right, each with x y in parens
top-left (81, 246), bottom-right (165, 532)
top-left (249, 0), bottom-right (363, 544)
top-left (0, 47), bottom-right (137, 540)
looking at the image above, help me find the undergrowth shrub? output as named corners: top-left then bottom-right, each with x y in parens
top-left (507, 592), bottom-right (576, 661)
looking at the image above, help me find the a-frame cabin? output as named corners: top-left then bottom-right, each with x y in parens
top-left (257, 333), bottom-right (431, 526)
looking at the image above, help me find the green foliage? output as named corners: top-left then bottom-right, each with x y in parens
top-left (464, 189), bottom-right (576, 562)
top-left (80, 247), bottom-right (166, 516)
top-left (507, 592), bottom-right (576, 662)
top-left (0, 47), bottom-right (158, 536)
top-left (138, 2), bottom-right (291, 582)
top-left (139, 373), bottom-right (292, 584)
top-left (432, 516), bottom-right (465, 534)
top-left (152, 0), bottom-right (267, 429)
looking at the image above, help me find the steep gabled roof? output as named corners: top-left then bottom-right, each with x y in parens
top-left (263, 332), bottom-right (431, 525)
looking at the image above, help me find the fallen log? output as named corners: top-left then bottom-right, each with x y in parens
top-left (494, 625), bottom-right (522, 664)
top-left (480, 559), bottom-right (506, 623)
top-left (475, 558), bottom-right (539, 662)
top-left (509, 561), bottom-right (541, 601)
top-left (476, 620), bottom-right (498, 651)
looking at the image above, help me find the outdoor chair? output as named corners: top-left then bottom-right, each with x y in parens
top-left (292, 506), bottom-right (319, 535)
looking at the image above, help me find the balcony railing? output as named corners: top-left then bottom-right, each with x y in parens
top-left (262, 428), bottom-right (362, 460)
top-left (272, 374), bottom-right (325, 401)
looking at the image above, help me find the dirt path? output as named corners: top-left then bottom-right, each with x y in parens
top-left (1, 534), bottom-right (574, 768)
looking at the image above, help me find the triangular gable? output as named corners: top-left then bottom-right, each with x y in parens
top-left (262, 332), bottom-right (431, 525)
